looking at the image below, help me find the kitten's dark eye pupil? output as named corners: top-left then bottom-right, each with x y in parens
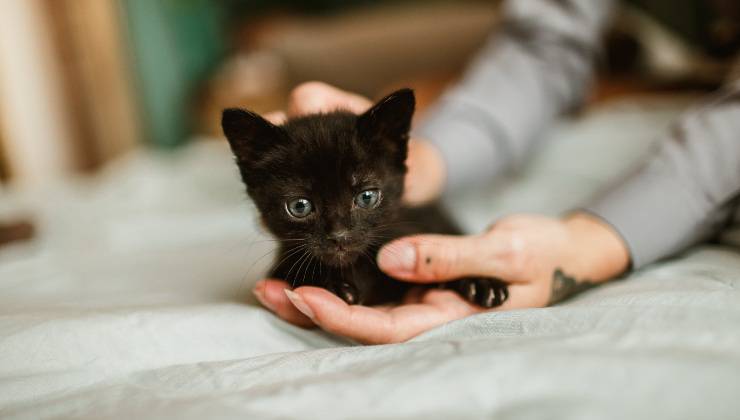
top-left (287, 198), bottom-right (312, 218)
top-left (355, 189), bottom-right (380, 209)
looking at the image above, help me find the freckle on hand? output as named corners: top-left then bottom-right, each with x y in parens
top-left (425, 257), bottom-right (431, 265)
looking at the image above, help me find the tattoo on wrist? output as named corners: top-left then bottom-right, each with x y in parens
top-left (548, 268), bottom-right (598, 305)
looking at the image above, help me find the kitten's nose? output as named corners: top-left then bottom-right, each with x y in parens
top-left (328, 230), bottom-right (351, 247)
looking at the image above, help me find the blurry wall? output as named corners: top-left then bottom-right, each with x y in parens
top-left (122, 0), bottom-right (498, 146)
top-left (0, 0), bottom-right (139, 186)
top-left (122, 0), bottom-right (227, 149)
top-left (2, 0), bottom-right (731, 187)
top-left (0, 0), bottom-right (498, 186)
top-left (0, 0), bottom-right (77, 185)
top-left (200, 1), bottom-right (499, 135)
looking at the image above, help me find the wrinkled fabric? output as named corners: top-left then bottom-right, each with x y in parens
top-left (2, 99), bottom-right (739, 420)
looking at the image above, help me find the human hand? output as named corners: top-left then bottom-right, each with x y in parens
top-left (264, 82), bottom-right (445, 205)
top-left (253, 213), bottom-right (630, 344)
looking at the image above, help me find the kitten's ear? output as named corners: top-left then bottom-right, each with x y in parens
top-left (357, 88), bottom-right (415, 149)
top-left (221, 108), bottom-right (285, 163)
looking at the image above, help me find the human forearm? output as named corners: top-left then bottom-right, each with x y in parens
top-left (562, 213), bottom-right (630, 282)
top-left (416, 0), bottom-right (615, 192)
top-left (586, 81), bottom-right (740, 269)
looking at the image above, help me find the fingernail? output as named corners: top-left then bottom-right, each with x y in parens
top-left (253, 286), bottom-right (275, 312)
top-left (378, 242), bottom-right (417, 272)
top-left (284, 289), bottom-right (315, 320)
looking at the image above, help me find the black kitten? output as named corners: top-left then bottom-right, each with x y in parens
top-left (222, 89), bottom-right (508, 307)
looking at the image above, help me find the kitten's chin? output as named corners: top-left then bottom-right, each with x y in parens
top-left (319, 249), bottom-right (363, 267)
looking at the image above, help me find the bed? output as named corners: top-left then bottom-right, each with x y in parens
top-left (1, 97), bottom-right (739, 419)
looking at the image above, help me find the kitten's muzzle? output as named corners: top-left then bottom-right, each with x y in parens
top-left (327, 230), bottom-right (352, 250)
top-left (319, 231), bottom-right (365, 266)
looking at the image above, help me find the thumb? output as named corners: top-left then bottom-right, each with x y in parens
top-left (377, 234), bottom-right (503, 282)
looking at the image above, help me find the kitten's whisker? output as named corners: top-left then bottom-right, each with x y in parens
top-left (310, 254), bottom-right (318, 283)
top-left (238, 246), bottom-right (279, 294)
top-left (363, 234), bottom-right (394, 242)
top-left (274, 243), bottom-right (309, 266)
top-left (246, 236), bottom-right (310, 266)
top-left (296, 250), bottom-right (313, 287)
top-left (285, 249), bottom-right (311, 288)
top-left (272, 244), bottom-right (310, 273)
top-left (294, 250), bottom-right (313, 287)
top-left (292, 253), bottom-right (306, 288)
top-left (373, 221), bottom-right (425, 230)
top-left (243, 237), bottom-right (303, 244)
top-left (223, 231), bottom-right (281, 256)
top-left (237, 240), bottom-right (312, 293)
top-left (267, 245), bottom-right (310, 286)
top-left (360, 249), bottom-right (378, 269)
top-left (301, 254), bottom-right (316, 287)
top-left (231, 235), bottom-right (308, 255)
top-left (286, 254), bottom-right (303, 288)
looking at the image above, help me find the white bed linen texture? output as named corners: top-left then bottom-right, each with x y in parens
top-left (1, 97), bottom-right (739, 419)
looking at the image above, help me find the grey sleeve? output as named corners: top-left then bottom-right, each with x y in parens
top-left (415, 0), bottom-right (615, 191)
top-left (585, 81), bottom-right (740, 269)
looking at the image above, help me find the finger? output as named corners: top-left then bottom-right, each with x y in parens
top-left (263, 111), bottom-right (287, 125)
top-left (287, 81), bottom-right (372, 116)
top-left (285, 287), bottom-right (472, 344)
top-left (385, 289), bottom-right (479, 339)
top-left (377, 234), bottom-right (510, 282)
top-left (284, 286), bottom-right (396, 344)
top-left (254, 279), bottom-right (315, 328)
top-left (402, 140), bottom-right (445, 206)
top-left (418, 288), bottom-right (484, 317)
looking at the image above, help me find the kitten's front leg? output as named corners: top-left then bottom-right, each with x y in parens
top-left (446, 278), bottom-right (509, 308)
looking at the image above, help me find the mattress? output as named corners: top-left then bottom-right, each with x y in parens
top-left (1, 96), bottom-right (739, 419)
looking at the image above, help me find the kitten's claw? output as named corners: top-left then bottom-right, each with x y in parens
top-left (465, 282), bottom-right (477, 301)
top-left (449, 278), bottom-right (508, 308)
top-left (482, 286), bottom-right (496, 308)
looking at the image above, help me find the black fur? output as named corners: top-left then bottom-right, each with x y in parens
top-left (222, 89), bottom-right (508, 307)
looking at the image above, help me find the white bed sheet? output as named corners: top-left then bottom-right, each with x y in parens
top-left (1, 97), bottom-right (739, 419)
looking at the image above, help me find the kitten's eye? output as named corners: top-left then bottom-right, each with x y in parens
top-left (355, 189), bottom-right (380, 209)
top-left (286, 198), bottom-right (313, 218)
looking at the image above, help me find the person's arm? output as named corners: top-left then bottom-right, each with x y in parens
top-left (416, 0), bottom-right (615, 192)
top-left (585, 80), bottom-right (740, 268)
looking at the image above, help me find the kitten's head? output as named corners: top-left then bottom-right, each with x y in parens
top-left (222, 89), bottom-right (415, 267)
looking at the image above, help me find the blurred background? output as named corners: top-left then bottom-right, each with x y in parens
top-left (0, 0), bottom-right (738, 247)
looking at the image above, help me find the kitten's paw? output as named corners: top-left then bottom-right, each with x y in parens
top-left (448, 278), bottom-right (509, 308)
top-left (330, 281), bottom-right (361, 305)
